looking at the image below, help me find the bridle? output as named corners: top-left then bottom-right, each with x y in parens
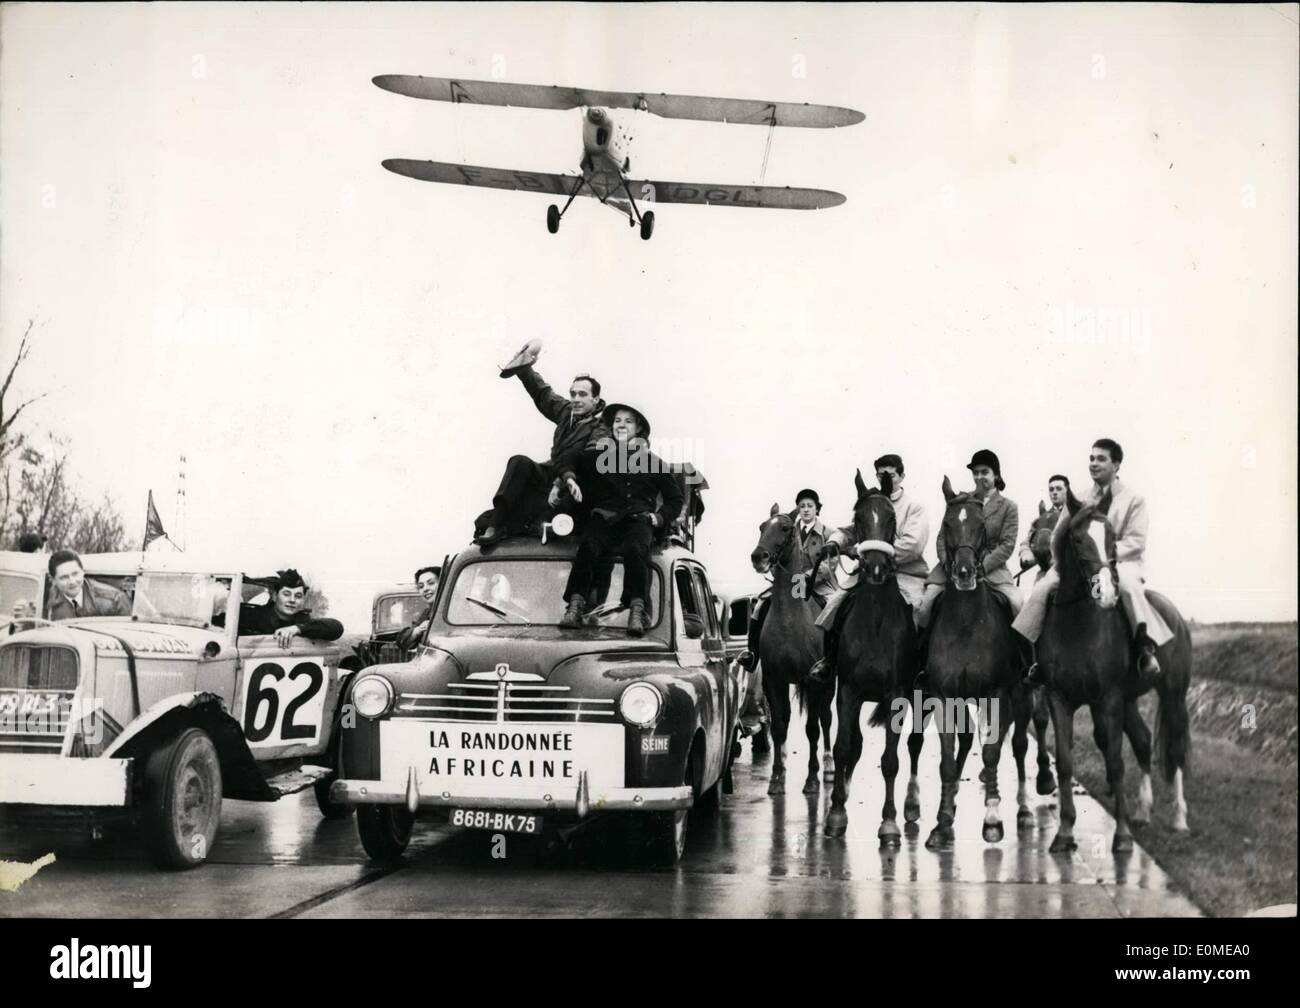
top-left (942, 499), bottom-right (987, 586)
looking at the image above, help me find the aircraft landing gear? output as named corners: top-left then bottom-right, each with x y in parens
top-left (547, 204), bottom-right (560, 234)
top-left (620, 177), bottom-right (654, 241)
top-left (639, 210), bottom-right (655, 241)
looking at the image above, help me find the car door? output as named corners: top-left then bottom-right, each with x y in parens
top-left (685, 565), bottom-right (730, 787)
top-left (233, 636), bottom-right (342, 764)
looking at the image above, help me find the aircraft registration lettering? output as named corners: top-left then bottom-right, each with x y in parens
top-left (513, 173), bottom-right (547, 191)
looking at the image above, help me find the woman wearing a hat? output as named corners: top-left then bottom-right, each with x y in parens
top-left (559, 403), bottom-right (683, 636)
top-left (914, 449), bottom-right (1022, 630)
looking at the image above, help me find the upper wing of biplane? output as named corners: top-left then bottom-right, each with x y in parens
top-left (381, 159), bottom-right (846, 210)
top-left (373, 75), bottom-right (864, 128)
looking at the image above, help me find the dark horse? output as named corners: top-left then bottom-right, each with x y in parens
top-left (821, 471), bottom-right (919, 843)
top-left (1037, 490), bottom-right (1192, 852)
top-left (750, 504), bottom-right (835, 795)
top-left (923, 477), bottom-right (1039, 849)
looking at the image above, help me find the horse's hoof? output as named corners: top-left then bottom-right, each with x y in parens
top-left (1130, 810), bottom-right (1150, 827)
top-left (925, 825), bottom-right (954, 850)
top-left (825, 810), bottom-right (848, 838)
top-left (878, 820), bottom-right (901, 845)
top-left (802, 776), bottom-right (820, 795)
top-left (767, 777), bottom-right (785, 796)
top-left (1016, 809), bottom-right (1035, 831)
top-left (983, 821), bottom-right (1004, 844)
top-left (722, 771), bottom-right (734, 796)
top-left (1172, 815), bottom-right (1189, 833)
top-left (1049, 834), bottom-right (1077, 854)
top-left (904, 800), bottom-right (921, 824)
top-left (1036, 770), bottom-right (1057, 796)
top-left (1112, 833), bottom-right (1135, 853)
top-left (904, 820), bottom-right (920, 836)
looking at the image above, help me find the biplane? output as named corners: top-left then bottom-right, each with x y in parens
top-left (373, 75), bottom-right (864, 239)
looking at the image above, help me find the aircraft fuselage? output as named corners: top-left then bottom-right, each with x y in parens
top-left (580, 108), bottom-right (637, 211)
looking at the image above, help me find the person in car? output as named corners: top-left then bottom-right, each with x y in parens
top-left (228, 568), bottom-right (344, 648)
top-left (397, 565), bottom-right (441, 650)
top-left (46, 550), bottom-right (131, 621)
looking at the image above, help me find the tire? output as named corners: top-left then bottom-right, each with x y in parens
top-left (356, 806), bottom-right (414, 861)
top-left (143, 727), bottom-right (223, 870)
top-left (313, 775), bottom-right (353, 820)
top-left (643, 749), bottom-right (696, 866)
top-left (639, 210), bottom-right (655, 241)
top-left (547, 204), bottom-right (560, 234)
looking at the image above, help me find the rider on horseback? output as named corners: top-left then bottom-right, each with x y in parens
top-left (806, 454), bottom-right (930, 685)
top-left (737, 488), bottom-right (835, 672)
top-left (913, 450), bottom-right (1023, 679)
top-left (1015, 438), bottom-right (1173, 685)
top-left (1018, 475), bottom-right (1069, 581)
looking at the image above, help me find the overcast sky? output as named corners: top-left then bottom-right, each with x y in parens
top-left (2, 2), bottom-right (1296, 629)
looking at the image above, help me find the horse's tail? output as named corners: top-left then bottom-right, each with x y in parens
top-left (867, 694), bottom-right (894, 729)
top-left (793, 678), bottom-right (807, 716)
top-left (1153, 601), bottom-right (1193, 783)
top-left (1154, 669), bottom-right (1193, 784)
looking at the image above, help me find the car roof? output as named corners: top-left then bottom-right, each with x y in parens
top-left (0, 550), bottom-right (49, 577)
top-left (452, 536), bottom-right (699, 568)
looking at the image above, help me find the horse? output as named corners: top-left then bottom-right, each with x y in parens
top-left (1037, 489), bottom-right (1192, 852)
top-left (749, 504), bottom-right (836, 795)
top-left (923, 477), bottom-right (1039, 849)
top-left (821, 470), bottom-right (919, 844)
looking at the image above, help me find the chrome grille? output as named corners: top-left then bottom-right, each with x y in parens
top-left (0, 644), bottom-right (79, 690)
top-left (398, 681), bottom-right (617, 723)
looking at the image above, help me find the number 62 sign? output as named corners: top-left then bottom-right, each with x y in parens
top-left (240, 659), bottom-right (328, 748)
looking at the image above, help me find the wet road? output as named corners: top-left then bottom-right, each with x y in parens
top-left (0, 712), bottom-right (1199, 918)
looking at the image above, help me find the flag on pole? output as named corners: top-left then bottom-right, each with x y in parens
top-left (143, 491), bottom-right (168, 550)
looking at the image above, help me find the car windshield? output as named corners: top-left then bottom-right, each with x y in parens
top-left (375, 593), bottom-right (425, 633)
top-left (445, 559), bottom-right (661, 629)
top-left (1, 572), bottom-right (43, 621)
top-left (132, 572), bottom-right (224, 626)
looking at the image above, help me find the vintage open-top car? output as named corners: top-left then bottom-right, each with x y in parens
top-left (0, 550), bottom-right (354, 869)
top-left (332, 531), bottom-right (745, 866)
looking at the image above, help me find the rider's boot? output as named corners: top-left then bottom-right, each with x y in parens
top-left (627, 598), bottom-right (647, 637)
top-left (1135, 623), bottom-right (1162, 679)
top-left (1018, 631), bottom-right (1044, 687)
top-left (560, 595), bottom-right (587, 629)
top-left (807, 627), bottom-right (838, 685)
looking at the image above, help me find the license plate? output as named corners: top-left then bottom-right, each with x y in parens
top-left (0, 689), bottom-right (68, 729)
top-left (449, 808), bottom-right (542, 834)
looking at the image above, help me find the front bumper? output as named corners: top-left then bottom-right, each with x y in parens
top-left (331, 767), bottom-right (693, 818)
top-left (0, 754), bottom-right (132, 807)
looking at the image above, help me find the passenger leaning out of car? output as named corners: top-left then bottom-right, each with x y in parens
top-left (559, 403), bottom-right (684, 636)
top-left (397, 565), bottom-right (441, 650)
top-left (223, 568), bottom-right (344, 648)
top-left (46, 549), bottom-right (132, 621)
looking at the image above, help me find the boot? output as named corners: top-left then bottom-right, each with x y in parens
top-left (560, 594), bottom-right (586, 628)
top-left (627, 598), bottom-right (647, 637)
top-left (913, 625), bottom-right (930, 689)
top-left (736, 649), bottom-right (757, 672)
top-left (807, 628), bottom-right (838, 685)
top-left (1018, 633), bottom-right (1044, 687)
top-left (1135, 625), bottom-right (1161, 678)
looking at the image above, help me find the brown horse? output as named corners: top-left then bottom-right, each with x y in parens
top-left (821, 471), bottom-right (919, 843)
top-left (1037, 489), bottom-right (1192, 852)
top-left (750, 505), bottom-right (835, 796)
top-left (923, 477), bottom-right (1038, 849)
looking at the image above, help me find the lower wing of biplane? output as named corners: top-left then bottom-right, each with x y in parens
top-left (381, 158), bottom-right (846, 239)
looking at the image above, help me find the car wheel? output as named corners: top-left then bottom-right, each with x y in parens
top-left (356, 806), bottom-right (414, 861)
top-left (143, 726), bottom-right (223, 870)
top-left (644, 755), bottom-right (695, 867)
top-left (313, 775), bottom-right (354, 820)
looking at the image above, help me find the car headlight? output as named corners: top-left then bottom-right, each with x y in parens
top-left (619, 682), bottom-right (661, 728)
top-left (352, 674), bottom-right (394, 719)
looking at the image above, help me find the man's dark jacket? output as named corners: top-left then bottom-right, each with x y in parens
top-left (235, 603), bottom-right (344, 641)
top-left (517, 367), bottom-right (609, 485)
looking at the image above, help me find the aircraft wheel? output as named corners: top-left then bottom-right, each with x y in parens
top-left (640, 210), bottom-right (655, 241)
top-left (546, 204), bottom-right (560, 234)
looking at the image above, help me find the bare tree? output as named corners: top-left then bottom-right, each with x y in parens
top-left (1, 320), bottom-right (47, 533)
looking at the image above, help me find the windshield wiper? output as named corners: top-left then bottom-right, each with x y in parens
top-left (584, 602), bottom-right (628, 622)
top-left (465, 596), bottom-right (529, 625)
